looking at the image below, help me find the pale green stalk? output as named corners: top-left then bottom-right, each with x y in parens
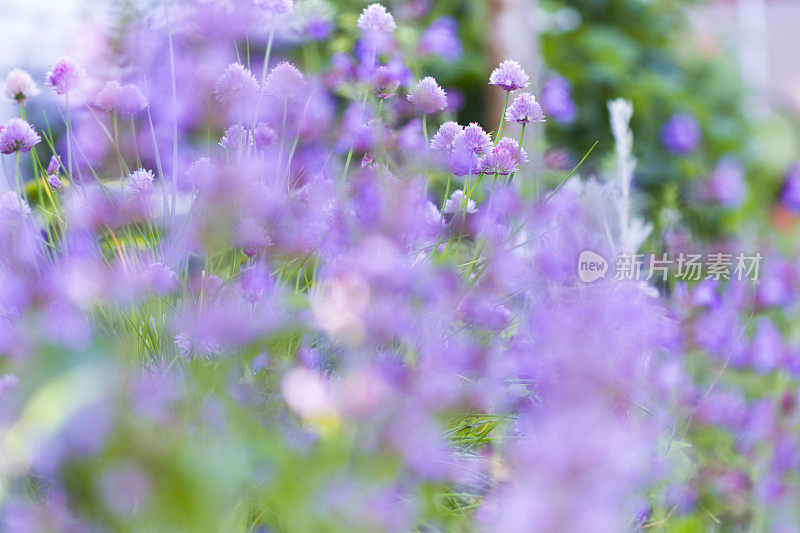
top-left (494, 91), bottom-right (510, 142)
top-left (14, 151), bottom-right (23, 214)
top-left (508, 123), bottom-right (526, 184)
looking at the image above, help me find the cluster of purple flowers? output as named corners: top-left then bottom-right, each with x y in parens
top-left (0, 1), bottom-right (794, 531)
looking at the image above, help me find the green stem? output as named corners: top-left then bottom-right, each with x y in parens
top-left (113, 111), bottom-right (127, 178)
top-left (66, 94), bottom-right (72, 178)
top-left (433, 171), bottom-right (453, 252)
top-left (508, 123), bottom-right (526, 184)
top-left (14, 152), bottom-right (24, 214)
top-left (495, 92), bottom-right (510, 142)
top-left (131, 117), bottom-right (142, 168)
top-left (342, 86), bottom-right (371, 181)
top-left (260, 29), bottom-right (275, 83)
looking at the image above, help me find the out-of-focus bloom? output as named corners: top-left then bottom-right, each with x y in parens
top-left (263, 62), bottom-right (305, 100)
top-left (282, 367), bottom-right (337, 422)
top-left (505, 92), bottom-right (545, 124)
top-left (185, 157), bottom-right (214, 190)
top-left (780, 164), bottom-right (800, 213)
top-left (543, 148), bottom-right (573, 170)
top-left (357, 3), bottom-right (396, 34)
top-left (45, 57), bottom-right (86, 95)
top-left (444, 190), bottom-right (476, 214)
top-left (95, 81), bottom-right (147, 116)
top-left (307, 18), bottom-right (333, 40)
top-left (125, 169), bottom-right (155, 198)
top-left (749, 317), bottom-right (785, 374)
top-left (489, 59), bottom-right (529, 91)
top-left (661, 113), bottom-right (701, 155)
top-left (145, 262), bottom-right (178, 295)
top-left (254, 0), bottom-right (294, 14)
top-left (0, 190), bottom-right (30, 218)
top-left (418, 17), bottom-right (462, 61)
top-left (430, 121), bottom-right (463, 152)
top-left (0, 118), bottom-right (41, 154)
top-left (214, 63), bottom-right (259, 105)
top-left (253, 122), bottom-right (277, 149)
top-left (98, 463), bottom-right (151, 516)
top-left (541, 75), bottom-right (576, 123)
top-left (175, 331), bottom-right (219, 361)
top-left (446, 87), bottom-right (465, 112)
top-left (219, 125), bottom-right (252, 151)
top-left (4, 69), bottom-right (40, 105)
top-left (237, 265), bottom-right (274, 303)
top-left (407, 77), bottom-right (447, 114)
top-left (373, 66), bottom-right (400, 100)
top-left (704, 157), bottom-right (746, 208)
top-left (480, 137), bottom-right (528, 175)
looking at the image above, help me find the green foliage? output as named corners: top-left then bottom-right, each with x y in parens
top-left (540, 0), bottom-right (752, 236)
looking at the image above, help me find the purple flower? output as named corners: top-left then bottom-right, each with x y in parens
top-left (253, 122), bottom-right (277, 149)
top-left (219, 124), bottom-right (252, 151)
top-left (98, 463), bottom-right (151, 516)
top-left (407, 76), bottom-right (447, 114)
top-left (47, 174), bottom-right (66, 193)
top-left (45, 57), bottom-right (86, 95)
top-left (453, 123), bottom-right (492, 156)
top-left (174, 331), bottom-right (219, 361)
top-left (430, 121), bottom-right (463, 152)
top-left (47, 154), bottom-right (61, 174)
top-left (373, 66), bottom-right (400, 100)
top-left (4, 69), bottom-right (40, 105)
top-left (263, 62), bottom-right (306, 100)
top-left (418, 17), bottom-right (462, 61)
top-left (237, 264), bottom-right (274, 303)
top-left (661, 113), bottom-right (701, 155)
top-left (444, 190), bottom-right (476, 214)
top-left (450, 122), bottom-right (492, 176)
top-left (0, 190), bottom-right (30, 218)
top-left (125, 169), bottom-right (155, 198)
top-left (305, 15), bottom-right (333, 41)
top-left (780, 164), bottom-right (800, 213)
top-left (489, 59), bottom-right (529, 91)
top-left (505, 92), bottom-right (545, 124)
top-left (185, 157), bottom-right (214, 190)
top-left (95, 81), bottom-right (147, 116)
top-left (357, 4), bottom-right (396, 34)
top-left (480, 137), bottom-right (528, 175)
top-left (541, 76), bottom-right (576, 123)
top-left (145, 262), bottom-right (178, 294)
top-left (0, 118), bottom-right (41, 154)
top-left (704, 157), bottom-right (746, 208)
top-left (214, 63), bottom-right (259, 105)
top-left (254, 0), bottom-right (294, 14)
top-left (748, 317), bottom-right (785, 374)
